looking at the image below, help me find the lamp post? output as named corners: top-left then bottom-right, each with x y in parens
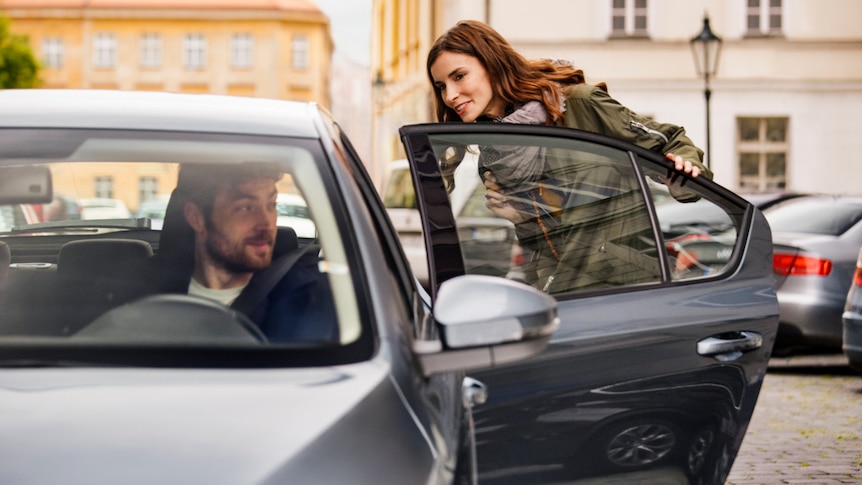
top-left (690, 15), bottom-right (722, 169)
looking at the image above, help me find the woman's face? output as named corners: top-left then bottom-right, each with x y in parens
top-left (430, 51), bottom-right (507, 122)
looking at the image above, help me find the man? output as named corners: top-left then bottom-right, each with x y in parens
top-left (169, 163), bottom-right (338, 342)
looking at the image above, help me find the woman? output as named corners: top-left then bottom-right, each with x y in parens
top-left (427, 20), bottom-right (712, 292)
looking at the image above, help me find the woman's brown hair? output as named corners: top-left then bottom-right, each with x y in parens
top-left (427, 20), bottom-right (591, 124)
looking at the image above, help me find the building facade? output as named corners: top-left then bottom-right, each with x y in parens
top-left (1, 0), bottom-right (333, 211)
top-left (371, 0), bottom-right (862, 195)
top-left (2, 0), bottom-right (332, 102)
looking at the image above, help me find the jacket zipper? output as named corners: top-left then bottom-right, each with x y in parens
top-left (629, 120), bottom-right (669, 144)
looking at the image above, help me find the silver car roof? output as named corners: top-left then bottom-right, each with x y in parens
top-left (0, 89), bottom-right (324, 138)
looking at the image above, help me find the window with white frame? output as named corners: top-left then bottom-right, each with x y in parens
top-left (93, 33), bottom-right (117, 68)
top-left (737, 117), bottom-right (789, 191)
top-left (139, 33), bottom-right (162, 68)
top-left (611, 0), bottom-right (648, 37)
top-left (746, 0), bottom-right (782, 36)
top-left (94, 176), bottom-right (114, 199)
top-left (42, 37), bottom-right (64, 68)
top-left (230, 33), bottom-right (254, 68)
top-left (183, 34), bottom-right (207, 69)
top-left (139, 176), bottom-right (158, 202)
top-left (291, 35), bottom-right (309, 69)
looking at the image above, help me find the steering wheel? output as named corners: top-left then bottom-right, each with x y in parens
top-left (72, 294), bottom-right (268, 344)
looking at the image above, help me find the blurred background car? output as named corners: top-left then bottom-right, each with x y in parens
top-left (136, 194), bottom-right (172, 230)
top-left (276, 193), bottom-right (316, 238)
top-left (41, 194), bottom-right (83, 222)
top-left (79, 197), bottom-right (132, 220)
top-left (0, 204), bottom-right (39, 233)
top-left (739, 191), bottom-right (811, 212)
top-left (764, 195), bottom-right (862, 353)
top-left (842, 246), bottom-right (862, 373)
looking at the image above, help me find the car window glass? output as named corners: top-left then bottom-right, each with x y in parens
top-left (382, 163), bottom-right (418, 209)
top-left (641, 163), bottom-right (740, 281)
top-left (421, 132), bottom-right (747, 295)
top-left (427, 134), bottom-right (660, 295)
top-left (0, 129), bottom-right (362, 352)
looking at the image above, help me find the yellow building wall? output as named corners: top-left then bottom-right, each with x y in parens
top-left (2, 2), bottom-right (332, 212)
top-left (3, 8), bottom-right (332, 104)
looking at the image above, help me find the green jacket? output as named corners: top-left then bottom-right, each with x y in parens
top-left (505, 84), bottom-right (712, 293)
top-left (558, 83), bottom-right (712, 180)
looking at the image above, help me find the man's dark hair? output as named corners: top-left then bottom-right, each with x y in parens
top-left (176, 162), bottom-right (282, 219)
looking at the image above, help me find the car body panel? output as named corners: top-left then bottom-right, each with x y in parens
top-left (0, 364), bottom-right (441, 484)
top-left (400, 122), bottom-right (779, 484)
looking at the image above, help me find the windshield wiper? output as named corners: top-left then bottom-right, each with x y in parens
top-left (11, 218), bottom-right (152, 233)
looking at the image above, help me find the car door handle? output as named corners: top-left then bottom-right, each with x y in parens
top-left (697, 331), bottom-right (763, 361)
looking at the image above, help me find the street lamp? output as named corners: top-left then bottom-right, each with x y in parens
top-left (690, 15), bottom-right (722, 169)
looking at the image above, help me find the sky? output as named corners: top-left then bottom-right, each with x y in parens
top-left (313, 0), bottom-right (372, 66)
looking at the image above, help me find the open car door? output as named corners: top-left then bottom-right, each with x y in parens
top-left (400, 123), bottom-right (779, 484)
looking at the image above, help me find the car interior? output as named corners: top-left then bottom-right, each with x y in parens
top-left (0, 134), bottom-right (364, 352)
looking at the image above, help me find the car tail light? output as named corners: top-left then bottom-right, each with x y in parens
top-left (773, 253), bottom-right (832, 277)
top-left (510, 243), bottom-right (525, 266)
top-left (854, 253), bottom-right (862, 287)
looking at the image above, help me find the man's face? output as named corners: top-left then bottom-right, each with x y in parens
top-left (202, 178), bottom-right (278, 274)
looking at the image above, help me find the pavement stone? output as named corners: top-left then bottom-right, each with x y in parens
top-left (725, 354), bottom-right (862, 484)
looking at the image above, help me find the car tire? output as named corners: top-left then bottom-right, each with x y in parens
top-left (590, 417), bottom-right (683, 471)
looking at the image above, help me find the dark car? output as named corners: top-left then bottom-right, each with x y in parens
top-left (842, 246), bottom-right (862, 373)
top-left (0, 89), bottom-right (778, 485)
top-left (399, 123), bottom-right (778, 484)
top-left (764, 195), bottom-right (862, 352)
top-left (0, 89), bottom-right (558, 485)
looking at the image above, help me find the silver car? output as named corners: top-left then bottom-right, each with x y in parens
top-left (842, 246), bottom-right (862, 373)
top-left (765, 195), bottom-right (862, 352)
top-left (0, 90), bottom-right (557, 485)
top-left (0, 90), bottom-right (778, 484)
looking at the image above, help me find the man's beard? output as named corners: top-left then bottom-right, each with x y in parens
top-left (204, 226), bottom-right (273, 274)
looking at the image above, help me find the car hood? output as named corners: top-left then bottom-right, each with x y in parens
top-left (0, 362), bottom-right (436, 484)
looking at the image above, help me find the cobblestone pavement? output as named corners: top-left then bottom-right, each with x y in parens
top-left (726, 353), bottom-right (862, 484)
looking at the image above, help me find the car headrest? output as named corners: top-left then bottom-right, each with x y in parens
top-left (274, 226), bottom-right (299, 259)
top-left (58, 239), bottom-right (153, 276)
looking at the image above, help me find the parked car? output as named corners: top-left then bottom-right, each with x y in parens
top-left (276, 193), bottom-right (316, 238)
top-left (0, 89), bottom-right (557, 485)
top-left (79, 197), bottom-right (132, 220)
top-left (739, 191), bottom-right (811, 212)
top-left (842, 246), bottom-right (862, 373)
top-left (136, 194), bottom-right (172, 230)
top-left (0, 89), bottom-right (778, 485)
top-left (41, 193), bottom-right (83, 222)
top-left (764, 195), bottom-right (862, 352)
top-left (0, 204), bottom-right (38, 233)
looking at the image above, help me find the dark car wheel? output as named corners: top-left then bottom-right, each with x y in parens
top-left (686, 426), bottom-right (716, 475)
top-left (593, 419), bottom-right (682, 470)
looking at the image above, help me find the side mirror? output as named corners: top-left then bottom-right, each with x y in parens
top-left (0, 166), bottom-right (53, 205)
top-left (414, 275), bottom-right (559, 376)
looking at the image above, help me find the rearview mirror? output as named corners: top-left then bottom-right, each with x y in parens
top-left (0, 166), bottom-right (53, 204)
top-left (415, 275), bottom-right (559, 376)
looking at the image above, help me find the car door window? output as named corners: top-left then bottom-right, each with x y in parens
top-left (408, 129), bottom-right (746, 296)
